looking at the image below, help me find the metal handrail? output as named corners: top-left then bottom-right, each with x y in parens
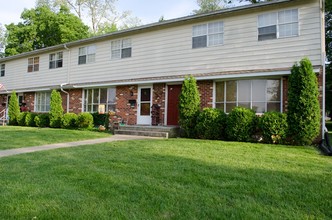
top-left (0, 109), bottom-right (7, 126)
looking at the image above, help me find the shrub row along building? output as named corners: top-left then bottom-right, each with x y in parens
top-left (0, 0), bottom-right (326, 133)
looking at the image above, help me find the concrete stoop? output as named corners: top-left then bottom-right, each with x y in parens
top-left (114, 125), bottom-right (180, 138)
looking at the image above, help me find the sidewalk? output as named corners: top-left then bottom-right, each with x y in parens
top-left (0, 135), bottom-right (159, 158)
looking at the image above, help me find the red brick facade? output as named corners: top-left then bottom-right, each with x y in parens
top-left (23, 92), bottom-right (35, 112)
top-left (60, 89), bottom-right (83, 114)
top-left (116, 85), bottom-right (138, 125)
top-left (153, 83), bottom-right (166, 125)
top-left (197, 80), bottom-right (214, 110)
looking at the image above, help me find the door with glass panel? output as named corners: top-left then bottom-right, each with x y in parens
top-left (137, 86), bottom-right (152, 125)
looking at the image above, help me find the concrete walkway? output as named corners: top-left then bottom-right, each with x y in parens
top-left (0, 135), bottom-right (159, 158)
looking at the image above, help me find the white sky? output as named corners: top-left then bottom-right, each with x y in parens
top-left (0, 0), bottom-right (200, 26)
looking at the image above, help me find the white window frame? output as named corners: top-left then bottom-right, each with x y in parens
top-left (27, 57), bottom-right (40, 72)
top-left (83, 88), bottom-right (116, 113)
top-left (78, 45), bottom-right (96, 65)
top-left (0, 64), bottom-right (5, 77)
top-left (192, 21), bottom-right (224, 49)
top-left (258, 9), bottom-right (299, 41)
top-left (35, 91), bottom-right (51, 112)
top-left (111, 39), bottom-right (132, 59)
top-left (49, 52), bottom-right (63, 69)
top-left (214, 79), bottom-right (282, 113)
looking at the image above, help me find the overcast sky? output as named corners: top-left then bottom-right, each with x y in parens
top-left (0, 0), bottom-right (201, 26)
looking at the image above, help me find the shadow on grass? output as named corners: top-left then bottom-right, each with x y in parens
top-left (0, 141), bottom-right (331, 219)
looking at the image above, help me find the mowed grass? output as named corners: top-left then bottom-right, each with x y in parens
top-left (0, 126), bottom-right (110, 150)
top-left (0, 139), bottom-right (331, 219)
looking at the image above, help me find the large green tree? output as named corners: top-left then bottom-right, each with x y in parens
top-left (193, 0), bottom-right (226, 14)
top-left (5, 6), bottom-right (89, 56)
top-left (0, 24), bottom-right (5, 58)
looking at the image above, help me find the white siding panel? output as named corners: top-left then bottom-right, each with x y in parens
top-left (1, 0), bottom-right (322, 90)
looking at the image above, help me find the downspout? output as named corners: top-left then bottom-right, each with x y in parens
top-left (321, 0), bottom-right (326, 139)
top-left (61, 44), bottom-right (70, 113)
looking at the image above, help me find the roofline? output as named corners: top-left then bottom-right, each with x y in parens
top-left (0, 0), bottom-right (294, 62)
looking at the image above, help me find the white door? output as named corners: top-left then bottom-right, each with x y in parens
top-left (137, 86), bottom-right (152, 125)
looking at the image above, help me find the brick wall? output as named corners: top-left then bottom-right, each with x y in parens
top-left (24, 92), bottom-right (35, 112)
top-left (61, 89), bottom-right (83, 114)
top-left (197, 80), bottom-right (213, 109)
top-left (282, 77), bottom-right (288, 112)
top-left (153, 83), bottom-right (166, 125)
top-left (116, 85), bottom-right (138, 125)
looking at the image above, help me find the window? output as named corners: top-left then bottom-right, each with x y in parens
top-left (0, 64), bottom-right (5, 77)
top-left (111, 39), bottom-right (132, 59)
top-left (215, 79), bottom-right (281, 113)
top-left (78, 45), bottom-right (96, 65)
top-left (84, 88), bottom-right (116, 112)
top-left (49, 52), bottom-right (63, 69)
top-left (192, 21), bottom-right (223, 48)
top-left (28, 57), bottom-right (39, 72)
top-left (35, 92), bottom-right (51, 112)
top-left (258, 9), bottom-right (298, 41)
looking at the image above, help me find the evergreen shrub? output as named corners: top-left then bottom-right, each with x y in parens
top-left (17, 112), bottom-right (28, 126)
top-left (226, 107), bottom-right (256, 142)
top-left (61, 113), bottom-right (78, 129)
top-left (25, 112), bottom-right (38, 127)
top-left (287, 58), bottom-right (321, 145)
top-left (196, 108), bottom-right (227, 140)
top-left (179, 76), bottom-right (201, 138)
top-left (35, 113), bottom-right (50, 128)
top-left (91, 112), bottom-right (108, 127)
top-left (49, 90), bottom-right (63, 128)
top-left (8, 91), bottom-right (20, 125)
top-left (77, 112), bottom-right (94, 129)
top-left (259, 112), bottom-right (288, 144)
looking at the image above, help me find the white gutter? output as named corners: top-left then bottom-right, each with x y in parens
top-left (60, 83), bottom-right (70, 113)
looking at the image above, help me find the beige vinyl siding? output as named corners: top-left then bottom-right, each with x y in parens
top-left (0, 0), bottom-right (322, 90)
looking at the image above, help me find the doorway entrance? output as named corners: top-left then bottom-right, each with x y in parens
top-left (137, 86), bottom-right (152, 125)
top-left (167, 84), bottom-right (182, 126)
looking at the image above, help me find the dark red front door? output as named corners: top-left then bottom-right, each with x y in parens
top-left (167, 84), bottom-right (182, 125)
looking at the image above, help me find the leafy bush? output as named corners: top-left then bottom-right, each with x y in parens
top-left (61, 113), bottom-right (78, 129)
top-left (259, 112), bottom-right (288, 144)
top-left (77, 112), bottom-right (94, 129)
top-left (25, 112), bottom-right (38, 127)
top-left (49, 90), bottom-right (63, 128)
top-left (226, 107), bottom-right (256, 142)
top-left (91, 112), bottom-right (108, 127)
top-left (8, 91), bottom-right (20, 125)
top-left (196, 108), bottom-right (227, 140)
top-left (35, 113), bottom-right (50, 128)
top-left (287, 58), bottom-right (321, 145)
top-left (17, 112), bottom-right (28, 126)
top-left (179, 76), bottom-right (201, 138)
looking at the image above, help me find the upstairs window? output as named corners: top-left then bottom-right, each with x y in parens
top-left (49, 52), bottom-right (63, 69)
top-left (0, 64), bottom-right (4, 77)
top-left (28, 57), bottom-right (39, 72)
top-left (192, 21), bottom-right (223, 48)
top-left (111, 39), bottom-right (132, 59)
top-left (258, 9), bottom-right (298, 41)
top-left (78, 45), bottom-right (96, 65)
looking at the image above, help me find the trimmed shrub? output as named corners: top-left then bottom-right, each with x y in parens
top-left (287, 58), bottom-right (321, 145)
top-left (8, 91), bottom-right (20, 125)
top-left (226, 107), bottom-right (256, 142)
top-left (196, 108), bottom-right (227, 140)
top-left (77, 112), bottom-right (94, 129)
top-left (61, 113), bottom-right (78, 129)
top-left (25, 112), bottom-right (38, 127)
top-left (259, 112), bottom-right (288, 144)
top-left (17, 112), bottom-right (28, 126)
top-left (49, 90), bottom-right (63, 128)
top-left (35, 113), bottom-right (50, 128)
top-left (179, 76), bottom-right (201, 138)
top-left (91, 112), bottom-right (108, 127)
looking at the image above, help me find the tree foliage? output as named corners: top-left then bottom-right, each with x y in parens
top-left (287, 58), bottom-right (321, 145)
top-left (49, 90), bottom-right (64, 128)
top-left (8, 91), bottom-right (20, 125)
top-left (193, 0), bottom-right (226, 14)
top-left (179, 76), bottom-right (201, 138)
top-left (0, 24), bottom-right (5, 58)
top-left (5, 6), bottom-right (89, 56)
top-left (326, 0), bottom-right (332, 116)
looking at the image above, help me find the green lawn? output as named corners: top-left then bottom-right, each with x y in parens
top-left (0, 139), bottom-right (331, 219)
top-left (0, 126), bottom-right (110, 150)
